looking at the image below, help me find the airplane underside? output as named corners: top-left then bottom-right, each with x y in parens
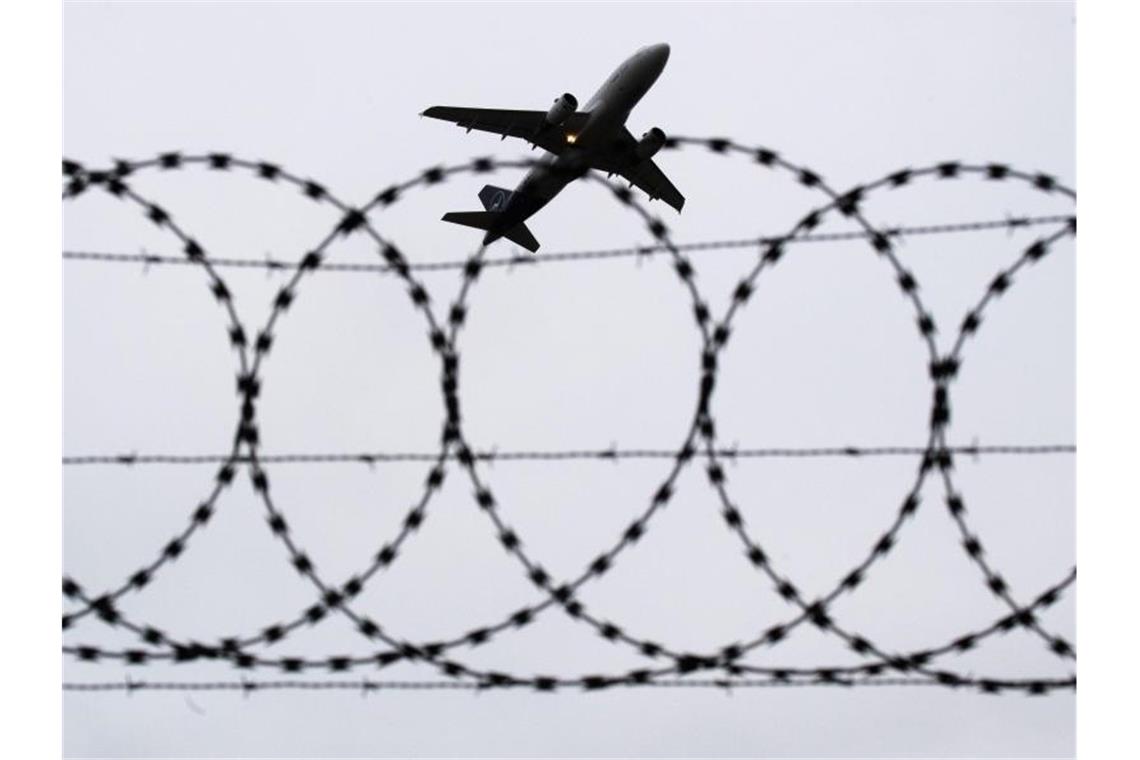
top-left (425, 43), bottom-right (682, 254)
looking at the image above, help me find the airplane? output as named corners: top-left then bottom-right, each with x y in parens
top-left (421, 43), bottom-right (684, 253)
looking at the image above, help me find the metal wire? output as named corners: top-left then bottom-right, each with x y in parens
top-left (62, 139), bottom-right (1076, 694)
top-left (62, 213), bottom-right (1072, 273)
top-left (62, 443), bottom-right (1075, 466)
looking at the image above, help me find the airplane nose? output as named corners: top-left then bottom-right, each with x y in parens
top-left (649, 43), bottom-right (670, 66)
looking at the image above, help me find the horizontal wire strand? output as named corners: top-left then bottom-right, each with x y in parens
top-left (62, 214), bottom-right (1073, 274)
top-left (62, 443), bottom-right (1076, 466)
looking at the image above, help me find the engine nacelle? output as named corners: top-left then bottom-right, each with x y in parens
top-left (545, 93), bottom-right (578, 126)
top-left (635, 127), bottom-right (667, 160)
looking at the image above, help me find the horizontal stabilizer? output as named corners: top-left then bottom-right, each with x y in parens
top-left (441, 210), bottom-right (541, 253)
top-left (442, 210), bottom-right (497, 230)
top-left (502, 221), bottom-right (540, 252)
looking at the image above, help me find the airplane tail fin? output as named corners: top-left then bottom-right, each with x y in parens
top-left (441, 210), bottom-right (541, 253)
top-left (478, 185), bottom-right (513, 211)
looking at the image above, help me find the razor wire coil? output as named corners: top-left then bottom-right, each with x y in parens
top-left (62, 137), bottom-right (1076, 695)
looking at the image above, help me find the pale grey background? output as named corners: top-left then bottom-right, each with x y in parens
top-left (63, 2), bottom-right (1075, 756)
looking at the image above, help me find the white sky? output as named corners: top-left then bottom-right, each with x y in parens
top-left (62, 2), bottom-right (1075, 757)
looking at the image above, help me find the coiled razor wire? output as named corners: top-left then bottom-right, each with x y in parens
top-left (62, 138), bottom-right (1075, 695)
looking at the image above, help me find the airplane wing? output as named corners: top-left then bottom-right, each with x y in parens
top-left (421, 106), bottom-right (590, 156)
top-left (589, 128), bottom-right (685, 213)
top-left (617, 156), bottom-right (686, 213)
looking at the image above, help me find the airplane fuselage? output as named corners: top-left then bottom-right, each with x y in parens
top-left (484, 43), bottom-right (670, 245)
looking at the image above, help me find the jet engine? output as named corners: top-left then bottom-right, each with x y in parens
top-left (545, 93), bottom-right (578, 126)
top-left (635, 127), bottom-right (667, 160)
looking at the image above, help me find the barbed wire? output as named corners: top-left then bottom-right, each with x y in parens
top-left (60, 567), bottom-right (1076, 694)
top-left (64, 673), bottom-right (1075, 695)
top-left (61, 443), bottom-right (1075, 467)
top-left (62, 137), bottom-right (1076, 694)
top-left (62, 213), bottom-right (1072, 274)
top-left (675, 137), bottom-right (1076, 674)
top-left (60, 442), bottom-right (1076, 467)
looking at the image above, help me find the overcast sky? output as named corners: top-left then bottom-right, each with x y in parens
top-left (63, 2), bottom-right (1075, 757)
